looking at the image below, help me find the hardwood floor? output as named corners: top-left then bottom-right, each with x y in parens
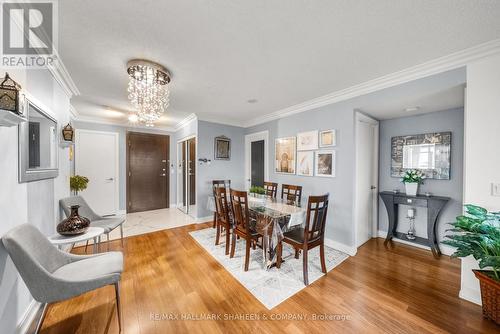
top-left (41, 223), bottom-right (498, 334)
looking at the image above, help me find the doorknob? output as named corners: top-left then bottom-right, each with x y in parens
top-left (160, 174), bottom-right (166, 177)
top-left (371, 186), bottom-right (377, 190)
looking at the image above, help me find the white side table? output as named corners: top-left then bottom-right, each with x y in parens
top-left (48, 227), bottom-right (105, 253)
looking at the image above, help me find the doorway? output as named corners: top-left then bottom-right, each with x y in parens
top-left (126, 132), bottom-right (170, 213)
top-left (354, 112), bottom-right (379, 248)
top-left (177, 136), bottom-right (196, 217)
top-left (245, 131), bottom-right (269, 190)
top-left (75, 129), bottom-right (119, 216)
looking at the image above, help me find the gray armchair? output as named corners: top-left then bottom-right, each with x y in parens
top-left (60, 196), bottom-right (125, 248)
top-left (2, 224), bottom-right (123, 333)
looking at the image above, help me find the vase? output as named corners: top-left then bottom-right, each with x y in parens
top-left (405, 182), bottom-right (418, 196)
top-left (57, 205), bottom-right (90, 236)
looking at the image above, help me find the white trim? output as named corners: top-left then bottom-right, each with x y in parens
top-left (16, 300), bottom-right (41, 334)
top-left (177, 133), bottom-right (197, 143)
top-left (376, 231), bottom-right (456, 256)
top-left (75, 129), bottom-right (120, 216)
top-left (324, 237), bottom-right (357, 256)
top-left (245, 39), bottom-right (500, 128)
top-left (197, 114), bottom-right (244, 128)
top-left (459, 286), bottom-right (482, 306)
top-left (75, 115), bottom-right (176, 132)
top-left (116, 209), bottom-right (127, 215)
top-left (69, 104), bottom-right (79, 119)
top-left (169, 203), bottom-right (177, 208)
top-left (244, 130), bottom-right (269, 190)
top-left (353, 112), bottom-right (379, 248)
top-left (175, 113), bottom-right (198, 131)
top-left (47, 49), bottom-right (81, 98)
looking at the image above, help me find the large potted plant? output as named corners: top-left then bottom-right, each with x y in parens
top-left (70, 175), bottom-right (89, 196)
top-left (443, 204), bottom-right (500, 324)
top-left (401, 169), bottom-right (424, 196)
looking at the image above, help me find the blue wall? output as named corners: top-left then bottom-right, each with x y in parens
top-left (378, 108), bottom-right (464, 243)
top-left (246, 102), bottom-right (356, 248)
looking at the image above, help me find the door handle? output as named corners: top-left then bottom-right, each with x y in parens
top-left (106, 178), bottom-right (114, 181)
top-left (371, 186), bottom-right (377, 190)
top-left (160, 174), bottom-right (166, 177)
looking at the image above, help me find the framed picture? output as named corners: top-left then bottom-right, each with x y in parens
top-left (315, 150), bottom-right (336, 177)
top-left (297, 151), bottom-right (314, 176)
top-left (319, 129), bottom-right (336, 147)
top-left (297, 130), bottom-right (318, 151)
top-left (275, 136), bottom-right (296, 174)
top-left (214, 136), bottom-right (230, 160)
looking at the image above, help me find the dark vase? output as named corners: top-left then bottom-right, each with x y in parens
top-left (57, 205), bottom-right (90, 236)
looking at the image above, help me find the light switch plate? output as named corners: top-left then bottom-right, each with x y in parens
top-left (491, 183), bottom-right (500, 197)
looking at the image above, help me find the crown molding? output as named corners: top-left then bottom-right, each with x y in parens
top-left (74, 115), bottom-right (177, 132)
top-left (69, 104), bottom-right (79, 119)
top-left (197, 114), bottom-right (245, 128)
top-left (174, 113), bottom-right (198, 131)
top-left (46, 50), bottom-right (81, 99)
top-left (245, 38), bottom-right (500, 127)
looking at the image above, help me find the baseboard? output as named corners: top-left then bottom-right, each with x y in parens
top-left (169, 203), bottom-right (177, 208)
top-left (17, 300), bottom-right (42, 334)
top-left (195, 215), bottom-right (213, 223)
top-left (324, 238), bottom-right (357, 256)
top-left (116, 209), bottom-right (126, 215)
top-left (376, 230), bottom-right (455, 256)
top-left (459, 286), bottom-right (482, 305)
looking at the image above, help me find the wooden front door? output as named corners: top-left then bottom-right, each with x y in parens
top-left (127, 132), bottom-right (169, 213)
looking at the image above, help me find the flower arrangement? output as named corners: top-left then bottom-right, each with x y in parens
top-left (70, 175), bottom-right (89, 195)
top-left (401, 169), bottom-right (425, 184)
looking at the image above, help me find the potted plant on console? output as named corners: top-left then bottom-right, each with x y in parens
top-left (70, 175), bottom-right (89, 196)
top-left (443, 204), bottom-right (500, 325)
top-left (402, 169), bottom-right (424, 196)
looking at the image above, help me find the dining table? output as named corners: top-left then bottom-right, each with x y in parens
top-left (207, 193), bottom-right (307, 269)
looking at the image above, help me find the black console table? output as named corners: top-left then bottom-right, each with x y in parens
top-left (379, 191), bottom-right (449, 258)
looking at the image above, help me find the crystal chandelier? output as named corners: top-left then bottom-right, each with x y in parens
top-left (127, 59), bottom-right (171, 126)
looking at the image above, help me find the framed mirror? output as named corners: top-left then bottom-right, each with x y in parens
top-left (391, 132), bottom-right (451, 180)
top-left (18, 95), bottom-right (59, 182)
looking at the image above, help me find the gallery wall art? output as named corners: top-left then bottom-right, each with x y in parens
top-left (319, 129), bottom-right (336, 147)
top-left (275, 137), bottom-right (296, 174)
top-left (297, 130), bottom-right (318, 151)
top-left (315, 150), bottom-right (336, 177)
top-left (297, 151), bottom-right (314, 176)
top-left (214, 136), bottom-right (231, 160)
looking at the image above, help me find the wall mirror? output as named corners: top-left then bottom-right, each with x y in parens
top-left (18, 95), bottom-right (59, 182)
top-left (391, 132), bottom-right (451, 180)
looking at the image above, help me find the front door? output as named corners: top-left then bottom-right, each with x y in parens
top-left (127, 132), bottom-right (169, 213)
top-left (251, 140), bottom-right (265, 187)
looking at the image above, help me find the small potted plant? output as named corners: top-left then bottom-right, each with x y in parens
top-left (70, 175), bottom-right (89, 196)
top-left (443, 204), bottom-right (500, 325)
top-left (249, 186), bottom-right (266, 202)
top-left (401, 169), bottom-right (424, 196)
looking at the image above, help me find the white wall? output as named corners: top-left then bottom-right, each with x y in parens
top-left (462, 53), bottom-right (500, 305)
top-left (0, 69), bottom-right (71, 333)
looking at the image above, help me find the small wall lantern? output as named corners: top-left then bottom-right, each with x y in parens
top-left (62, 123), bottom-right (74, 142)
top-left (0, 73), bottom-right (21, 114)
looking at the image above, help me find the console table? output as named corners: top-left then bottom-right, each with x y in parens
top-left (379, 191), bottom-right (449, 258)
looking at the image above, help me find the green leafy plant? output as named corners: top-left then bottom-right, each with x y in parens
top-left (443, 204), bottom-right (500, 281)
top-left (401, 169), bottom-right (425, 184)
top-left (70, 175), bottom-right (89, 195)
top-left (249, 186), bottom-right (266, 195)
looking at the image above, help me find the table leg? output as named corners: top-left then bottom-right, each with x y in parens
top-left (93, 237), bottom-right (97, 253)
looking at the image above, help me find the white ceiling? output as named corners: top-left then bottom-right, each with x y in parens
top-left (59, 1), bottom-right (500, 128)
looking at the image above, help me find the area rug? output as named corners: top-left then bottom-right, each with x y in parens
top-left (189, 228), bottom-right (349, 309)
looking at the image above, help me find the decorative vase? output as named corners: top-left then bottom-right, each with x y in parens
top-left (57, 205), bottom-right (90, 236)
top-left (405, 182), bottom-right (418, 196)
top-left (473, 270), bottom-right (500, 325)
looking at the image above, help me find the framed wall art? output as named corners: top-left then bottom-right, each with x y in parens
top-left (275, 136), bottom-right (296, 174)
top-left (297, 130), bottom-right (318, 151)
top-left (214, 136), bottom-right (231, 160)
top-left (319, 129), bottom-right (336, 147)
top-left (315, 150), bottom-right (335, 177)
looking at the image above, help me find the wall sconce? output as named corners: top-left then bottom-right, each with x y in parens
top-left (62, 123), bottom-right (74, 142)
top-left (198, 158), bottom-right (211, 165)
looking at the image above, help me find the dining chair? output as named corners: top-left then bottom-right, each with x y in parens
top-left (229, 189), bottom-right (261, 271)
top-left (276, 193), bottom-right (329, 285)
top-left (60, 196), bottom-right (125, 250)
top-left (214, 187), bottom-right (232, 255)
top-left (212, 180), bottom-right (231, 228)
top-left (2, 224), bottom-right (124, 333)
top-left (263, 181), bottom-right (278, 198)
top-left (281, 184), bottom-right (303, 205)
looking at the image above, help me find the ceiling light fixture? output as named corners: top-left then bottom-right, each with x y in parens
top-left (404, 106), bottom-right (420, 112)
top-left (127, 59), bottom-right (171, 127)
top-left (128, 113), bottom-right (138, 123)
